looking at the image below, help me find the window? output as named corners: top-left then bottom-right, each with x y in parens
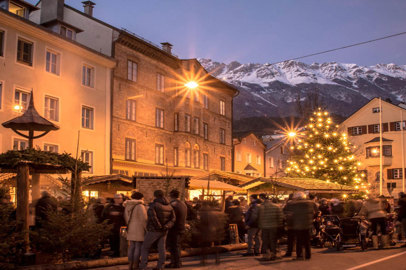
top-left (395, 121), bottom-right (406, 131)
top-left (174, 147), bottom-right (179, 167)
top-left (237, 151), bottom-right (242, 162)
top-left (174, 113), bottom-right (179, 131)
top-left (220, 100), bottom-right (225, 116)
top-left (257, 155), bottom-right (261, 165)
top-left (269, 157), bottom-right (274, 168)
top-left (203, 123), bottom-right (208, 140)
top-left (155, 108), bottom-right (164, 128)
top-left (46, 50), bottom-right (60, 75)
top-left (220, 157), bottom-right (225, 171)
top-left (0, 30), bottom-right (4, 57)
top-left (126, 99), bottom-right (136, 121)
top-left (157, 73), bottom-right (165, 92)
top-left (9, 2), bottom-right (26, 17)
top-left (125, 138), bottom-right (136, 161)
top-left (203, 153), bottom-right (208, 170)
top-left (60, 25), bottom-right (75, 40)
top-left (372, 107), bottom-right (380, 113)
top-left (366, 145), bottom-right (392, 158)
top-left (352, 126), bottom-right (363, 135)
top-left (155, 144), bottom-right (164, 165)
top-left (44, 96), bottom-right (59, 121)
top-left (81, 150), bottom-right (93, 173)
top-left (82, 106), bottom-right (94, 129)
top-left (393, 169), bottom-right (403, 179)
top-left (387, 182), bottom-right (396, 190)
top-left (383, 145), bottom-right (392, 156)
top-left (193, 117), bottom-right (199, 135)
top-left (373, 124), bottom-right (380, 133)
top-left (17, 38), bottom-right (33, 66)
top-left (14, 90), bottom-right (30, 112)
top-left (127, 60), bottom-right (137, 82)
top-left (82, 65), bottom-right (94, 87)
top-left (220, 128), bottom-right (225, 144)
top-left (44, 143), bottom-right (58, 153)
top-left (247, 153), bottom-right (252, 163)
top-left (280, 146), bottom-right (284, 154)
top-left (185, 114), bottom-right (191, 132)
top-left (13, 138), bottom-right (28, 150)
top-left (185, 143), bottom-right (191, 167)
top-left (203, 94), bottom-right (209, 109)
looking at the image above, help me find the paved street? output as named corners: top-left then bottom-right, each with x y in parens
top-left (93, 246), bottom-right (406, 270)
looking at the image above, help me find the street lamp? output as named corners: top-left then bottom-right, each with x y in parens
top-left (287, 131), bottom-right (297, 138)
top-left (185, 81), bottom-right (198, 89)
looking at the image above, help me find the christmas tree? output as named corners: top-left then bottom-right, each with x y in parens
top-left (286, 108), bottom-right (365, 187)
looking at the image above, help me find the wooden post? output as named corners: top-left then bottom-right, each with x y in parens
top-left (31, 173), bottom-right (41, 202)
top-left (221, 190), bottom-right (226, 212)
top-left (17, 163), bottom-right (30, 253)
top-left (71, 171), bottom-right (82, 213)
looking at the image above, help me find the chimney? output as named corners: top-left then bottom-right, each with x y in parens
top-left (82, 1), bottom-right (95, 16)
top-left (161, 42), bottom-right (173, 54)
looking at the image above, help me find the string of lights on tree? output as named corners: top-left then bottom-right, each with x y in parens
top-left (286, 108), bottom-right (367, 191)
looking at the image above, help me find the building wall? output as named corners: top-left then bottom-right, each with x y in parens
top-left (339, 98), bottom-right (406, 197)
top-left (265, 143), bottom-right (290, 178)
top-left (233, 134), bottom-right (265, 177)
top-left (111, 39), bottom-right (235, 177)
top-left (0, 10), bottom-right (114, 175)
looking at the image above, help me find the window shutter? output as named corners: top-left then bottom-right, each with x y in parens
top-left (390, 122), bottom-right (396, 131)
top-left (347, 127), bottom-right (353, 136)
top-left (368, 125), bottom-right (374, 133)
top-left (361, 126), bottom-right (367, 134)
top-left (383, 123), bottom-right (389, 132)
top-left (387, 169), bottom-right (394, 180)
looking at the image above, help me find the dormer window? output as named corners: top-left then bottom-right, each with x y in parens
top-left (9, 1), bottom-right (26, 18)
top-left (60, 25), bottom-right (75, 40)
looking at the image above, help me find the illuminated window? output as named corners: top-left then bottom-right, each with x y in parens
top-left (193, 117), bottom-right (199, 135)
top-left (220, 100), bottom-right (225, 116)
top-left (247, 153), bottom-right (252, 163)
top-left (127, 60), bottom-right (137, 82)
top-left (193, 145), bottom-right (200, 168)
top-left (0, 30), bottom-right (4, 57)
top-left (157, 73), bottom-right (165, 92)
top-left (17, 38), bottom-right (33, 66)
top-left (126, 99), bottom-right (136, 121)
top-left (185, 143), bottom-right (191, 167)
top-left (155, 108), bottom-right (164, 128)
top-left (155, 144), bottom-right (164, 165)
top-left (13, 138), bottom-right (28, 150)
top-left (14, 89), bottom-right (30, 112)
top-left (9, 2), bottom-right (26, 17)
top-left (219, 128), bottom-right (225, 144)
top-left (44, 96), bottom-right (59, 121)
top-left (81, 150), bottom-right (93, 173)
top-left (46, 50), bottom-right (60, 75)
top-left (44, 143), bottom-right (58, 153)
top-left (185, 114), bottom-right (191, 132)
top-left (82, 65), bottom-right (94, 87)
top-left (81, 106), bottom-right (94, 129)
top-left (60, 25), bottom-right (75, 40)
top-left (366, 145), bottom-right (392, 158)
top-left (125, 138), bottom-right (136, 161)
top-left (203, 123), bottom-right (208, 140)
top-left (203, 153), bottom-right (208, 170)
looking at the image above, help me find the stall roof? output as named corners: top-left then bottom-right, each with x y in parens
top-left (82, 174), bottom-right (133, 185)
top-left (197, 170), bottom-right (255, 183)
top-left (190, 179), bottom-right (244, 192)
top-left (240, 177), bottom-right (357, 193)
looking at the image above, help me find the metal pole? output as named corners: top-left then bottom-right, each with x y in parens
top-left (379, 98), bottom-right (383, 196)
top-left (401, 110), bottom-right (405, 193)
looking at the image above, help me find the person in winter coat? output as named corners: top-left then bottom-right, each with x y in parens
top-left (242, 194), bottom-right (261, 256)
top-left (167, 189), bottom-right (187, 268)
top-left (359, 195), bottom-right (389, 248)
top-left (285, 192), bottom-right (316, 260)
top-left (102, 193), bottom-right (125, 257)
top-left (283, 195), bottom-right (295, 257)
top-left (35, 191), bottom-right (57, 229)
top-left (226, 199), bottom-right (246, 243)
top-left (258, 196), bottom-right (283, 261)
top-left (330, 198), bottom-right (344, 218)
top-left (318, 199), bottom-right (330, 216)
top-left (124, 192), bottom-right (147, 270)
top-left (398, 192), bottom-right (406, 247)
top-left (140, 190), bottom-right (176, 270)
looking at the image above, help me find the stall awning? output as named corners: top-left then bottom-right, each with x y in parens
top-left (82, 174), bottom-right (133, 185)
top-left (196, 170), bottom-right (255, 184)
top-left (189, 179), bottom-right (244, 192)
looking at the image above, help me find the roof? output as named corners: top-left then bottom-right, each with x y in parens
top-left (197, 170), bottom-right (255, 183)
top-left (0, 173), bottom-right (16, 184)
top-left (189, 179), bottom-right (244, 192)
top-left (365, 137), bottom-right (393, 143)
top-left (82, 174), bottom-right (133, 186)
top-left (2, 92), bottom-right (59, 131)
top-left (243, 164), bottom-right (258, 171)
top-left (240, 177), bottom-right (356, 193)
top-left (233, 132), bottom-right (266, 148)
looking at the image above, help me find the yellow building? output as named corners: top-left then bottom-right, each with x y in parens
top-left (0, 1), bottom-right (115, 178)
top-left (339, 98), bottom-right (406, 197)
top-left (233, 133), bottom-right (265, 177)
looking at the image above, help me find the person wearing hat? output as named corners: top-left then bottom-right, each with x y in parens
top-left (103, 193), bottom-right (125, 257)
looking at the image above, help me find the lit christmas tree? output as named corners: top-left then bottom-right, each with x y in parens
top-left (286, 108), bottom-right (366, 187)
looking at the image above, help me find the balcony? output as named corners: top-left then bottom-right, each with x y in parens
top-left (363, 156), bottom-right (392, 167)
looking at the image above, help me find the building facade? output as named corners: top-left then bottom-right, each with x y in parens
top-left (233, 133), bottom-right (265, 177)
top-left (0, 1), bottom-right (115, 177)
top-left (265, 139), bottom-right (290, 178)
top-left (339, 98), bottom-right (406, 197)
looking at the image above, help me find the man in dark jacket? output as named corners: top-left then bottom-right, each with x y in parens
top-left (242, 194), bottom-right (261, 256)
top-left (167, 189), bottom-right (187, 268)
top-left (285, 192), bottom-right (316, 260)
top-left (102, 193), bottom-right (125, 257)
top-left (140, 190), bottom-right (176, 270)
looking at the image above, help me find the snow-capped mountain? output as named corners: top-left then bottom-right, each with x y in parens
top-left (199, 59), bottom-right (406, 120)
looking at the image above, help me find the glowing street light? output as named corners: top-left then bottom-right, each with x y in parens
top-left (288, 131), bottom-right (297, 138)
top-left (185, 81), bottom-right (198, 89)
top-left (14, 104), bottom-right (22, 111)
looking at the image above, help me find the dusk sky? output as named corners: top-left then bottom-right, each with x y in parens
top-left (29, 0), bottom-right (406, 66)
